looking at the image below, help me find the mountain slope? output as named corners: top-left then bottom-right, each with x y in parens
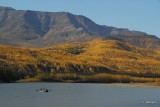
top-left (0, 6), bottom-right (159, 50)
top-left (1, 39), bottom-right (160, 82)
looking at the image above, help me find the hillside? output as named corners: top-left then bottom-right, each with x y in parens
top-left (0, 6), bottom-right (160, 51)
top-left (1, 39), bottom-right (160, 82)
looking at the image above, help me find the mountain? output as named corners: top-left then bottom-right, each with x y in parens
top-left (1, 39), bottom-right (160, 82)
top-left (0, 6), bottom-right (159, 50)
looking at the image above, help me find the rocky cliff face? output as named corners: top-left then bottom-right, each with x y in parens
top-left (0, 6), bottom-right (159, 50)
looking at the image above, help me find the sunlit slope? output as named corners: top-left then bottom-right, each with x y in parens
top-left (1, 39), bottom-right (160, 82)
top-left (81, 40), bottom-right (160, 76)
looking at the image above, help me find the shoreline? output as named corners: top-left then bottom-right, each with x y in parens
top-left (106, 83), bottom-right (160, 88)
top-left (1, 78), bottom-right (160, 87)
top-left (11, 79), bottom-right (160, 87)
top-left (1, 81), bottom-right (160, 88)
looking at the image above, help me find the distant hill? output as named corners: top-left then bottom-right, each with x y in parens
top-left (1, 39), bottom-right (160, 82)
top-left (0, 6), bottom-right (160, 51)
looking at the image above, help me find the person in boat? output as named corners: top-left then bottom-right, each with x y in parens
top-left (36, 88), bottom-right (50, 92)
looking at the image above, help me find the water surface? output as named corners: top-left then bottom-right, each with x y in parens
top-left (0, 83), bottom-right (160, 107)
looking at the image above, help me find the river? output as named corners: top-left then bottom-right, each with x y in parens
top-left (0, 83), bottom-right (160, 107)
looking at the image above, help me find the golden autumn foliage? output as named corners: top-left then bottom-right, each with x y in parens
top-left (1, 39), bottom-right (160, 82)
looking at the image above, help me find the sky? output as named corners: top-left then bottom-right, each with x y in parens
top-left (0, 0), bottom-right (160, 37)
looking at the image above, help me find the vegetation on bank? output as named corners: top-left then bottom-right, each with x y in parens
top-left (18, 73), bottom-right (159, 83)
top-left (1, 39), bottom-right (160, 83)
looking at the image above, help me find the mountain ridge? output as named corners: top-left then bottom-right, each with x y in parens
top-left (0, 6), bottom-right (159, 51)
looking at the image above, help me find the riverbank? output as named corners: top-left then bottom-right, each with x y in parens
top-left (16, 78), bottom-right (75, 83)
top-left (0, 80), bottom-right (5, 83)
top-left (107, 83), bottom-right (160, 88)
top-left (15, 77), bottom-right (160, 87)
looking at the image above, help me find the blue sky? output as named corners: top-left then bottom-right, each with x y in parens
top-left (0, 0), bottom-right (160, 37)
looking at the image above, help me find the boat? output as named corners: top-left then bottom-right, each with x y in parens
top-left (36, 88), bottom-right (50, 92)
